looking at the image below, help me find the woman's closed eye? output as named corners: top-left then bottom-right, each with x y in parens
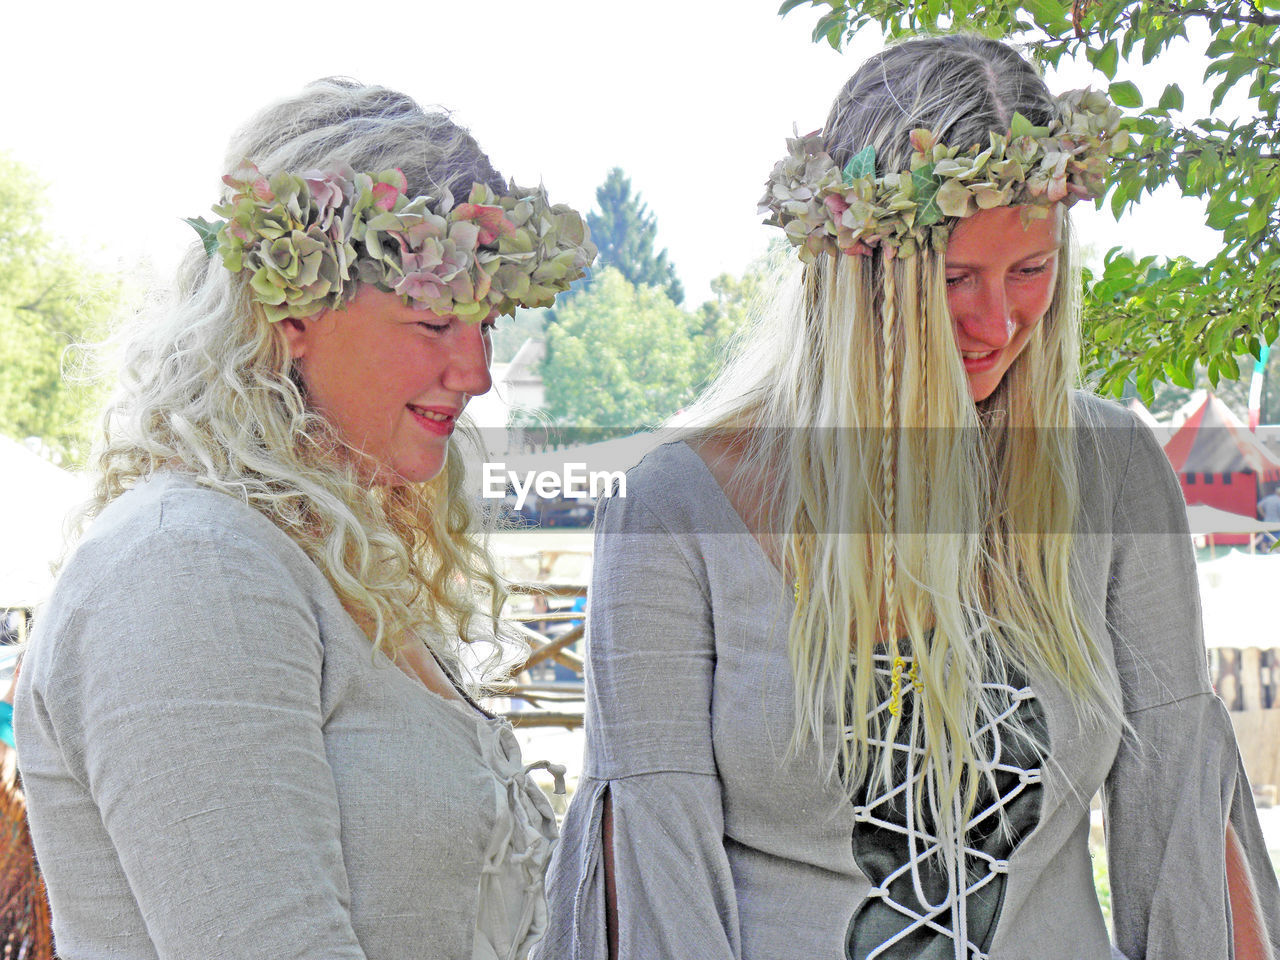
top-left (946, 260), bottom-right (1054, 288)
top-left (1015, 261), bottom-right (1053, 279)
top-left (417, 317), bottom-right (499, 337)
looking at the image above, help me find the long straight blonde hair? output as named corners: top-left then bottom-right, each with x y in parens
top-left (686, 35), bottom-right (1121, 833)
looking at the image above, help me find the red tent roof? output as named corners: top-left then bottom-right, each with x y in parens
top-left (1162, 393), bottom-right (1280, 481)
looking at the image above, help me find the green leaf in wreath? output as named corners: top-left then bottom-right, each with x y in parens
top-left (844, 145), bottom-right (876, 183)
top-left (183, 216), bottom-right (223, 257)
top-left (1008, 112), bottom-right (1035, 139)
top-left (912, 164), bottom-right (943, 226)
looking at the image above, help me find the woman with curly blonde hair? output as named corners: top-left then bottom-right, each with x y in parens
top-left (543, 34), bottom-right (1279, 960)
top-left (16, 79), bottom-right (593, 960)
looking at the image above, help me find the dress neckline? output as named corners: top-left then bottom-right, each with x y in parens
top-left (669, 440), bottom-right (788, 592)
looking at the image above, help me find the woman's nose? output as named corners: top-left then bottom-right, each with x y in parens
top-left (444, 322), bottom-right (493, 397)
top-left (956, 281), bottom-right (1017, 348)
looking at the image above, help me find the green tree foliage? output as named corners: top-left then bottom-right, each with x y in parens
top-left (1144, 356), bottom-right (1252, 420)
top-left (586, 168), bottom-right (685, 305)
top-left (0, 153), bottom-right (121, 465)
top-left (780, 0), bottom-right (1280, 401)
top-left (542, 268), bottom-right (701, 428)
top-left (1144, 349), bottom-right (1280, 423)
top-left (692, 267), bottom-right (768, 386)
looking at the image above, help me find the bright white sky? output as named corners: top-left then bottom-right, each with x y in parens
top-left (2, 0), bottom-right (1231, 305)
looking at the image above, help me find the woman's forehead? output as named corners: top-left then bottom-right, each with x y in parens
top-left (945, 205), bottom-right (1064, 265)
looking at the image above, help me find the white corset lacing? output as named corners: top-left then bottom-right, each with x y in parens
top-left (471, 716), bottom-right (565, 960)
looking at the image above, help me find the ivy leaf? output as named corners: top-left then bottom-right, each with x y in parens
top-left (1023, 0), bottom-right (1069, 32)
top-left (1008, 112), bottom-right (1035, 138)
top-left (1209, 56), bottom-right (1259, 111)
top-left (810, 11), bottom-right (846, 48)
top-left (913, 164), bottom-right (943, 226)
top-left (183, 217), bottom-right (222, 257)
top-left (844, 145), bottom-right (877, 182)
top-left (1168, 361), bottom-right (1195, 389)
top-left (1248, 201), bottom-right (1269, 236)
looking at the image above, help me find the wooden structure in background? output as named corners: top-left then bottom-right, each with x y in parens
top-left (1211, 647), bottom-right (1280, 791)
top-left (499, 579), bottom-right (588, 729)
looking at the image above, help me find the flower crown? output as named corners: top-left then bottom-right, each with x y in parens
top-left (760, 88), bottom-right (1128, 262)
top-left (186, 160), bottom-right (597, 323)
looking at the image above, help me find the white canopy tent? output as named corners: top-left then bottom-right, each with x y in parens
top-left (1197, 549), bottom-right (1280, 649)
top-left (0, 437), bottom-right (88, 609)
top-left (1187, 503), bottom-right (1280, 536)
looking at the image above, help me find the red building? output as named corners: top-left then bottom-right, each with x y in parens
top-left (1163, 394), bottom-right (1280, 544)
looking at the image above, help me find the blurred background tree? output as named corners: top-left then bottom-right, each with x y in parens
top-left (542, 268), bottom-right (701, 429)
top-left (691, 263), bottom-right (771, 387)
top-left (540, 261), bottom-right (770, 431)
top-left (585, 168), bottom-right (684, 305)
top-left (0, 153), bottom-right (121, 465)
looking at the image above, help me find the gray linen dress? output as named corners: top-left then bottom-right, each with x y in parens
top-left (16, 474), bottom-right (557, 960)
top-left (539, 394), bottom-right (1280, 960)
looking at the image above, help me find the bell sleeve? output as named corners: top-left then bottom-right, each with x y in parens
top-left (1102, 415), bottom-right (1280, 959)
top-left (539, 486), bottom-right (742, 960)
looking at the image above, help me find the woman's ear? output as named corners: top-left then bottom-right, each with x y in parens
top-left (279, 316), bottom-right (310, 360)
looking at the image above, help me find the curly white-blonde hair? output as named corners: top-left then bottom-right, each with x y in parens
top-left (85, 79), bottom-right (510, 678)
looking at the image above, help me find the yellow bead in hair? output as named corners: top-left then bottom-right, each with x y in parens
top-left (889, 657), bottom-right (906, 717)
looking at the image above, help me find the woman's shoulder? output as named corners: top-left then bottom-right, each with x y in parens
top-left (96, 473), bottom-right (295, 543)
top-left (623, 439), bottom-right (718, 492)
top-left (1070, 390), bottom-right (1161, 479)
top-left (1070, 390), bottom-right (1186, 532)
top-left (599, 440), bottom-right (739, 533)
top-left (604, 445), bottom-right (737, 527)
top-left (1071, 389), bottom-right (1145, 445)
top-left (63, 474), bottom-right (314, 596)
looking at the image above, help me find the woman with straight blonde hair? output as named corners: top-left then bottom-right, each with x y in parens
top-left (16, 79), bottom-right (593, 960)
top-left (541, 34), bottom-right (1280, 960)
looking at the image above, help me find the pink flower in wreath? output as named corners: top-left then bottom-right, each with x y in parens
top-left (824, 194), bottom-right (850, 217)
top-left (452, 203), bottom-right (517, 246)
top-left (396, 239), bottom-right (471, 304)
top-left (302, 170), bottom-right (351, 233)
top-left (372, 181), bottom-right (402, 211)
top-left (223, 160), bottom-right (274, 203)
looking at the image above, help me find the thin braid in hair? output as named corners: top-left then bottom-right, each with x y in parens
top-left (879, 259), bottom-right (899, 645)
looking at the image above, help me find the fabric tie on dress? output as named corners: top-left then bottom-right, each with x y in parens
top-left (845, 653), bottom-right (1048, 960)
top-left (522, 759), bottom-right (567, 795)
top-left (472, 720), bottom-right (560, 960)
